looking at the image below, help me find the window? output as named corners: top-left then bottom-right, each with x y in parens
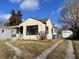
top-left (52, 28), bottom-right (53, 33)
top-left (45, 26), bottom-right (48, 34)
top-left (12, 30), bottom-right (13, 33)
top-left (26, 25), bottom-right (38, 35)
top-left (11, 35), bottom-right (16, 37)
top-left (11, 29), bottom-right (16, 37)
top-left (2, 30), bottom-right (4, 34)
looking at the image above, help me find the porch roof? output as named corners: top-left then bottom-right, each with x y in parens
top-left (10, 26), bottom-right (20, 28)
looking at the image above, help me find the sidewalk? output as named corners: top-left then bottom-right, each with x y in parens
top-left (36, 40), bottom-right (63, 59)
top-left (65, 40), bottom-right (76, 59)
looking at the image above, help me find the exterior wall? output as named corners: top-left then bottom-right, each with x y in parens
top-left (0, 28), bottom-right (15, 39)
top-left (53, 28), bottom-right (57, 35)
top-left (20, 18), bottom-right (46, 40)
top-left (46, 19), bottom-right (53, 39)
top-left (0, 28), bottom-right (17, 40)
top-left (52, 27), bottom-right (57, 39)
top-left (11, 28), bottom-right (17, 40)
top-left (0, 28), bottom-right (11, 40)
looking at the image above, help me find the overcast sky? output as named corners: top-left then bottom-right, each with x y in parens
top-left (0, 0), bottom-right (64, 25)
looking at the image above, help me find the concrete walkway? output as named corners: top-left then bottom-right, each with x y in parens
top-left (6, 42), bottom-right (23, 59)
top-left (36, 40), bottom-right (63, 59)
top-left (65, 40), bottom-right (76, 59)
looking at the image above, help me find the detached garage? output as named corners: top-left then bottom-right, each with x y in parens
top-left (62, 30), bottom-right (73, 38)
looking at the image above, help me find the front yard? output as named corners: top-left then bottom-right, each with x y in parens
top-left (0, 39), bottom-right (59, 59)
top-left (0, 41), bottom-right (15, 59)
top-left (1, 39), bottom-right (79, 59)
top-left (8, 40), bottom-right (58, 59)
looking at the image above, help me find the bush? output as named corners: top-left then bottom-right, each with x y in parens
top-left (37, 31), bottom-right (47, 40)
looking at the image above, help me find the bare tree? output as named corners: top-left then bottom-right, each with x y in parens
top-left (59, 0), bottom-right (79, 39)
top-left (37, 31), bottom-right (47, 40)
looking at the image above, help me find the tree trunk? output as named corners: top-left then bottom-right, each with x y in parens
top-left (73, 31), bottom-right (79, 39)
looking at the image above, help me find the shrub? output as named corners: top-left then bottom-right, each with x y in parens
top-left (37, 31), bottom-right (47, 40)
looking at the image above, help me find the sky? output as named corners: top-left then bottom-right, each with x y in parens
top-left (0, 0), bottom-right (64, 25)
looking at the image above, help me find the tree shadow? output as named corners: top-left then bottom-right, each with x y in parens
top-left (64, 37), bottom-right (79, 41)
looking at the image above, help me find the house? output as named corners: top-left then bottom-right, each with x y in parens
top-left (52, 27), bottom-right (57, 39)
top-left (0, 26), bottom-right (17, 40)
top-left (0, 18), bottom-right (57, 40)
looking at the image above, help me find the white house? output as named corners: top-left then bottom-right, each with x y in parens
top-left (0, 26), bottom-right (17, 40)
top-left (0, 18), bottom-right (57, 40)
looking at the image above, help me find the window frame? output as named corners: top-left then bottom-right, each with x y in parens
top-left (45, 26), bottom-right (48, 34)
top-left (26, 25), bottom-right (38, 35)
top-left (2, 30), bottom-right (4, 34)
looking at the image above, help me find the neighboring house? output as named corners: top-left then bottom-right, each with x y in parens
top-left (0, 26), bottom-right (16, 40)
top-left (62, 30), bottom-right (73, 38)
top-left (0, 18), bottom-right (57, 40)
top-left (52, 27), bottom-right (57, 39)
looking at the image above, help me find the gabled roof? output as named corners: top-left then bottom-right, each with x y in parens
top-left (30, 17), bottom-right (48, 24)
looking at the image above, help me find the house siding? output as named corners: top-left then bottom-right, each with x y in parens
top-left (46, 19), bottom-right (53, 39)
top-left (20, 18), bottom-right (46, 40)
top-left (0, 28), bottom-right (17, 40)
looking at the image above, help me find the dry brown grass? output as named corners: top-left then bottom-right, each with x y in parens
top-left (9, 40), bottom-right (59, 59)
top-left (72, 41), bottom-right (79, 59)
top-left (0, 41), bottom-right (15, 59)
top-left (0, 39), bottom-right (61, 59)
top-left (46, 40), bottom-right (69, 59)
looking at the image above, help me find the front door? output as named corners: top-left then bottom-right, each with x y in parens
top-left (20, 26), bottom-right (23, 37)
top-left (20, 26), bottom-right (23, 34)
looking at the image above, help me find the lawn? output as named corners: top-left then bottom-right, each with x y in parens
top-left (46, 40), bottom-right (69, 59)
top-left (0, 40), bottom-right (15, 59)
top-left (72, 41), bottom-right (79, 59)
top-left (8, 40), bottom-right (59, 59)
